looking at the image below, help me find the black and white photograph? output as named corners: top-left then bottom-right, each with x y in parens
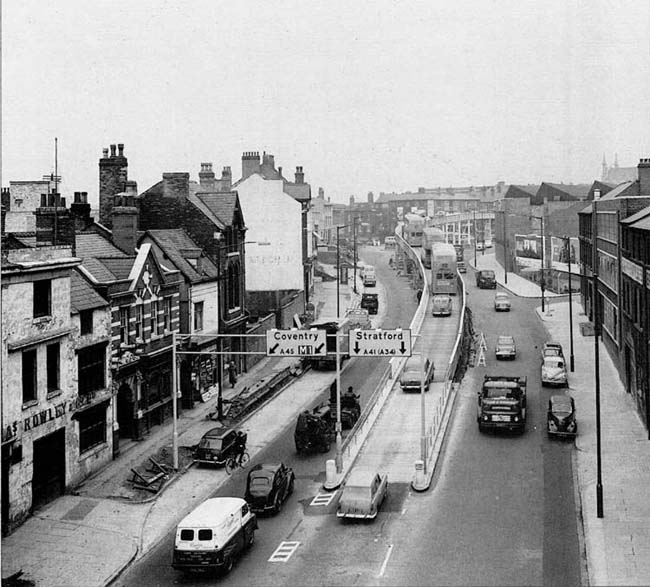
top-left (2, 2), bottom-right (650, 585)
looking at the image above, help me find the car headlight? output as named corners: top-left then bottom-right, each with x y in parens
top-left (513, 416), bottom-right (519, 422)
top-left (567, 421), bottom-right (576, 431)
top-left (548, 420), bottom-right (557, 431)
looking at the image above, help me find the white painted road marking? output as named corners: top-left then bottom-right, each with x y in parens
top-left (269, 541), bottom-right (300, 562)
top-left (310, 491), bottom-right (337, 507)
top-left (379, 544), bottom-right (394, 576)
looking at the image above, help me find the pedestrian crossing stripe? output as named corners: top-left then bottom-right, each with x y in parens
top-left (269, 541), bottom-right (300, 562)
top-left (310, 492), bottom-right (337, 507)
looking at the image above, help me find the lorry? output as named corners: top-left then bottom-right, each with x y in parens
top-left (294, 405), bottom-right (334, 454)
top-left (477, 375), bottom-right (527, 433)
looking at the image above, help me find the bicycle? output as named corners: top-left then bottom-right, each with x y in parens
top-left (225, 451), bottom-right (250, 475)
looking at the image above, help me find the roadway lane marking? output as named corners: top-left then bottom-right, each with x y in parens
top-left (379, 544), bottom-right (394, 576)
top-left (310, 491), bottom-right (337, 507)
top-left (268, 541), bottom-right (300, 562)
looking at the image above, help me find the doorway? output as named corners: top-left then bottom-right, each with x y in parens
top-left (32, 428), bottom-right (66, 511)
top-left (117, 383), bottom-right (134, 438)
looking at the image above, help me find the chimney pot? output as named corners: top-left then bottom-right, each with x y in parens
top-left (102, 148), bottom-right (109, 158)
top-left (110, 144), bottom-right (116, 157)
top-left (117, 143), bottom-right (124, 157)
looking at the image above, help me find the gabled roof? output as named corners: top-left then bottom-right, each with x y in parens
top-left (189, 191), bottom-right (239, 229)
top-left (579, 181), bottom-right (636, 214)
top-left (70, 270), bottom-right (108, 313)
top-left (143, 229), bottom-right (219, 283)
top-left (627, 216), bottom-right (650, 231)
top-left (542, 183), bottom-right (592, 199)
top-left (101, 257), bottom-right (137, 280)
top-left (80, 257), bottom-right (125, 283)
top-left (505, 185), bottom-right (539, 198)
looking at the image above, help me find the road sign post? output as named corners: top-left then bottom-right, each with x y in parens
top-left (266, 329), bottom-right (327, 357)
top-left (348, 329), bottom-right (412, 357)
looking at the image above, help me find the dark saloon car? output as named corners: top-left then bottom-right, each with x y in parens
top-left (547, 394), bottom-right (577, 438)
top-left (476, 269), bottom-right (497, 289)
top-left (245, 463), bottom-right (295, 515)
top-left (194, 427), bottom-right (242, 467)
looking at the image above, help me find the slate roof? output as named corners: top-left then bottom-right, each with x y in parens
top-left (144, 229), bottom-right (219, 283)
top-left (99, 257), bottom-right (137, 280)
top-left (80, 257), bottom-right (119, 283)
top-left (76, 232), bottom-right (128, 258)
top-left (189, 191), bottom-right (239, 229)
top-left (70, 270), bottom-right (108, 313)
top-left (628, 215), bottom-right (650, 230)
top-left (375, 191), bottom-right (482, 203)
top-left (505, 185), bottom-right (539, 198)
top-left (543, 183), bottom-right (593, 199)
top-left (620, 204), bottom-right (650, 225)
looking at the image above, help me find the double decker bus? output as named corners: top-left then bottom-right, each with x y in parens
top-left (420, 226), bottom-right (445, 268)
top-left (430, 243), bottom-right (458, 295)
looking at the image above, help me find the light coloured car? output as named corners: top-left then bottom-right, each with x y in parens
top-left (432, 294), bottom-right (453, 317)
top-left (337, 469), bottom-right (388, 520)
top-left (541, 355), bottom-right (568, 387)
top-left (400, 355), bottom-right (434, 392)
top-left (542, 341), bottom-right (564, 359)
top-left (495, 335), bottom-right (516, 360)
top-left (494, 292), bottom-right (511, 312)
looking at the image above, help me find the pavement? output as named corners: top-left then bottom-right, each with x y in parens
top-left (3, 247), bottom-right (650, 586)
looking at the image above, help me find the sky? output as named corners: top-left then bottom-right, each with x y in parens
top-left (2, 1), bottom-right (650, 206)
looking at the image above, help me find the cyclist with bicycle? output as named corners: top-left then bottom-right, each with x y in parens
top-left (235, 431), bottom-right (247, 465)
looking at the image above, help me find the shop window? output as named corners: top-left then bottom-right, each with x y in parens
top-left (78, 344), bottom-right (106, 395)
top-left (194, 301), bottom-right (204, 331)
top-left (33, 279), bottom-right (51, 318)
top-left (47, 343), bottom-right (60, 393)
top-left (78, 404), bottom-right (106, 453)
top-left (80, 310), bottom-right (93, 336)
top-left (22, 348), bottom-right (37, 403)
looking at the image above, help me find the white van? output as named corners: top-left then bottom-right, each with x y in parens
top-left (172, 497), bottom-right (257, 574)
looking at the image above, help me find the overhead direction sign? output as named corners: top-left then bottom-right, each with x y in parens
top-left (348, 329), bottom-right (412, 357)
top-left (266, 329), bottom-right (327, 357)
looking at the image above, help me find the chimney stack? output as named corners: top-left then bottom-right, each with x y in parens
top-left (71, 191), bottom-right (92, 230)
top-left (637, 158), bottom-right (650, 196)
top-left (162, 172), bottom-right (190, 200)
top-left (111, 191), bottom-right (138, 253)
top-left (99, 142), bottom-right (128, 228)
top-left (199, 162), bottom-right (216, 191)
top-left (220, 166), bottom-right (232, 191)
top-left (294, 166), bottom-right (304, 184)
top-left (241, 151), bottom-right (261, 180)
top-left (35, 193), bottom-right (76, 253)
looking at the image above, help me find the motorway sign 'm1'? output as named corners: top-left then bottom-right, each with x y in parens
top-left (266, 329), bottom-right (327, 357)
top-left (348, 329), bottom-right (412, 357)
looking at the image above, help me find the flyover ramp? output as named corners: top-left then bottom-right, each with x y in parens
top-left (351, 297), bottom-right (461, 483)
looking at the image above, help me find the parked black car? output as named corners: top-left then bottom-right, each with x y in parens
top-left (245, 463), bottom-right (295, 514)
top-left (361, 292), bottom-right (379, 315)
top-left (194, 427), bottom-right (243, 467)
top-left (547, 394), bottom-right (577, 438)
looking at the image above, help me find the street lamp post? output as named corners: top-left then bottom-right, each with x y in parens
top-left (503, 209), bottom-right (508, 285)
top-left (353, 217), bottom-right (359, 294)
top-left (336, 225), bottom-right (349, 318)
top-left (592, 195), bottom-right (604, 518)
top-left (564, 236), bottom-right (576, 372)
top-left (473, 210), bottom-right (477, 267)
top-left (528, 214), bottom-right (546, 312)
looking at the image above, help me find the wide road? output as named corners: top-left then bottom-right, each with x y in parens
top-left (118, 251), bottom-right (582, 586)
top-left (374, 268), bottom-right (582, 586)
top-left (117, 244), bottom-right (420, 586)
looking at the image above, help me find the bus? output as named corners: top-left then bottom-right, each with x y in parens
top-left (420, 226), bottom-right (446, 268)
top-left (430, 243), bottom-right (458, 295)
top-left (309, 316), bottom-right (360, 370)
top-left (403, 213), bottom-right (425, 247)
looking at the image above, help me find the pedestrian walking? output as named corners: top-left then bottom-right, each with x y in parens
top-left (228, 360), bottom-right (237, 388)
